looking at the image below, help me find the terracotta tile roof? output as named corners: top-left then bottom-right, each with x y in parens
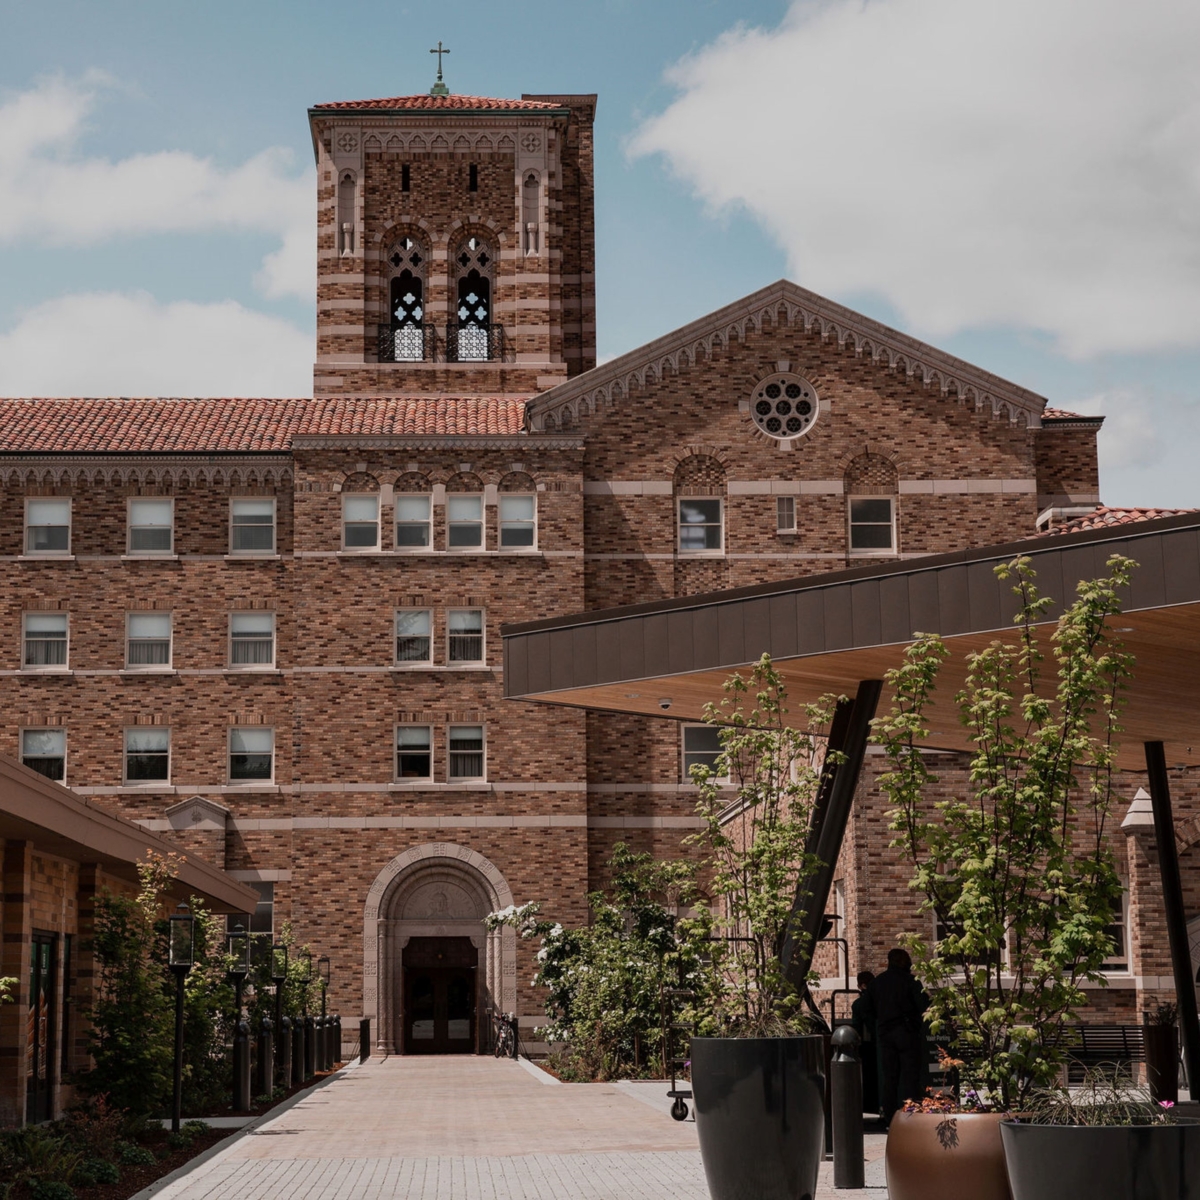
top-left (1045, 506), bottom-right (1198, 536)
top-left (311, 94), bottom-right (563, 112)
top-left (0, 397), bottom-right (530, 453)
top-left (1041, 407), bottom-right (1102, 421)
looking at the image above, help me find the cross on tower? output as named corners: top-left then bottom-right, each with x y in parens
top-left (429, 42), bottom-right (450, 96)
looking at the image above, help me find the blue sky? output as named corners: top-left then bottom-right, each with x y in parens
top-left (2, 0), bottom-right (1199, 506)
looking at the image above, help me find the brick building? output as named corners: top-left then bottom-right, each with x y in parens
top-left (0, 81), bottom-right (1131, 1060)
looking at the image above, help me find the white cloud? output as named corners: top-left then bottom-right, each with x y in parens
top-left (630, 0), bottom-right (1200, 358)
top-left (1073, 390), bottom-right (1166, 470)
top-left (0, 292), bottom-right (312, 397)
top-left (0, 75), bottom-right (313, 300)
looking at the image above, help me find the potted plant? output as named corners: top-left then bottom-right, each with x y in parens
top-left (874, 554), bottom-right (1136, 1200)
top-left (1144, 1001), bottom-right (1180, 1105)
top-left (684, 656), bottom-right (832, 1200)
top-left (1001, 1075), bottom-right (1200, 1200)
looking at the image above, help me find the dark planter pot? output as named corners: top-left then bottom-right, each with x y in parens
top-left (690, 1035), bottom-right (826, 1200)
top-left (886, 1111), bottom-right (1013, 1200)
top-left (1001, 1119), bottom-right (1200, 1200)
top-left (1145, 1025), bottom-right (1181, 1104)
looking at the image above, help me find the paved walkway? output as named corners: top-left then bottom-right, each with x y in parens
top-left (147, 1056), bottom-right (887, 1199)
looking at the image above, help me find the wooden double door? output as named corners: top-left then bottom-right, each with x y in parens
top-left (402, 937), bottom-right (477, 1054)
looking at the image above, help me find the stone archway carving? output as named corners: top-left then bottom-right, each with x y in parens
top-left (362, 843), bottom-right (516, 1054)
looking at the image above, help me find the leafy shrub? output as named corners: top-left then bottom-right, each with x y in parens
top-left (72, 1159), bottom-right (121, 1187)
top-left (60, 1094), bottom-right (124, 1161)
top-left (4, 1126), bottom-right (84, 1186)
top-left (29, 1181), bottom-right (75, 1200)
top-left (116, 1141), bottom-right (157, 1166)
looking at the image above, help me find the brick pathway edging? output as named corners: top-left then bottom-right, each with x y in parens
top-left (128, 1059), bottom-right (364, 1200)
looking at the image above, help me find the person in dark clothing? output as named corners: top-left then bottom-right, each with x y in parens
top-left (850, 970), bottom-right (881, 1117)
top-left (870, 948), bottom-right (929, 1126)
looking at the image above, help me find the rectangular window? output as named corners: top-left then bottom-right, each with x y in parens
top-left (395, 609), bottom-right (432, 663)
top-left (447, 495), bottom-right (483, 549)
top-left (395, 495), bottom-right (432, 549)
top-left (777, 496), bottom-right (796, 533)
top-left (1103, 895), bottom-right (1129, 972)
top-left (230, 727), bottom-right (274, 781)
top-left (396, 725), bottom-right (432, 779)
top-left (229, 882), bottom-right (275, 937)
top-left (230, 612), bottom-right (275, 667)
top-left (448, 609), bottom-right (484, 663)
top-left (25, 499), bottom-right (70, 555)
top-left (22, 728), bottom-right (65, 782)
top-left (678, 498), bottom-right (723, 553)
top-left (849, 498), bottom-right (895, 553)
top-left (23, 613), bottom-right (68, 668)
top-left (126, 612), bottom-right (171, 668)
top-left (128, 498), bottom-right (174, 553)
top-left (499, 495), bottom-right (536, 548)
top-left (343, 494), bottom-right (379, 549)
top-left (230, 498), bottom-right (276, 554)
top-left (468, 163), bottom-right (479, 191)
top-left (448, 724), bottom-right (485, 780)
top-left (402, 163), bottom-right (411, 192)
top-left (683, 725), bottom-right (724, 779)
top-left (124, 727), bottom-right (170, 783)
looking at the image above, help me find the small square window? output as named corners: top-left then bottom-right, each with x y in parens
top-left (447, 495), bottom-right (483, 549)
top-left (25, 499), bottom-right (71, 554)
top-left (448, 609), bottom-right (484, 663)
top-left (129, 498), bottom-right (174, 553)
top-left (396, 725), bottom-right (432, 779)
top-left (683, 725), bottom-right (724, 779)
top-left (776, 496), bottom-right (796, 533)
top-left (448, 724), bottom-right (485, 780)
top-left (499, 495), bottom-right (536, 548)
top-left (231, 499), bottom-right (276, 554)
top-left (125, 727), bottom-right (170, 783)
top-left (127, 613), bottom-right (172, 668)
top-left (849, 498), bottom-right (895, 553)
top-left (678, 498), bottom-right (723, 553)
top-left (343, 494), bottom-right (379, 549)
top-left (22, 728), bottom-right (65, 782)
top-left (395, 609), bottom-right (432, 663)
top-left (230, 727), bottom-right (274, 781)
top-left (230, 613), bottom-right (275, 667)
top-left (395, 495), bottom-right (432, 549)
top-left (24, 613), bottom-right (68, 668)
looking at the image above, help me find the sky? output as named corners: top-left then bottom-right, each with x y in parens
top-left (1, 0), bottom-right (1199, 506)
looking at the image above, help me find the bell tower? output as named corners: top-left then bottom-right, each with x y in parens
top-left (308, 81), bottom-right (596, 398)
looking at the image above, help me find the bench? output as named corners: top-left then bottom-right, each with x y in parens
top-left (1065, 1024), bottom-right (1145, 1083)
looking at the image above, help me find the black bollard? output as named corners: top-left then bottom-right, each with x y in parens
top-left (831, 1025), bottom-right (865, 1189)
top-left (292, 1014), bottom-right (305, 1085)
top-left (304, 1014), bottom-right (316, 1079)
top-left (359, 1016), bottom-right (371, 1063)
top-left (277, 1016), bottom-right (292, 1090)
top-left (233, 1019), bottom-right (252, 1112)
top-left (256, 1015), bottom-right (274, 1098)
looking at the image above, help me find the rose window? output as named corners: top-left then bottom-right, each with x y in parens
top-left (749, 374), bottom-right (819, 440)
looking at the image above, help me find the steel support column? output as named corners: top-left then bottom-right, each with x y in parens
top-left (782, 679), bottom-right (883, 988)
top-left (1145, 740), bottom-right (1200, 1094)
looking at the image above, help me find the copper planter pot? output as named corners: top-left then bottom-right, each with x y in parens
top-left (886, 1111), bottom-right (1012, 1200)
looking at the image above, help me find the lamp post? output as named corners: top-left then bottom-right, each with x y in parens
top-left (317, 955), bottom-right (330, 1071)
top-left (271, 941), bottom-right (289, 1089)
top-left (168, 903), bottom-right (195, 1133)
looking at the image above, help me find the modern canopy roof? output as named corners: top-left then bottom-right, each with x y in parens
top-left (502, 510), bottom-right (1200, 772)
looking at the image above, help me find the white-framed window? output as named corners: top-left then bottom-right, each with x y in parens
top-left (683, 724), bottom-right (725, 780)
top-left (776, 496), bottom-right (796, 533)
top-left (24, 613), bottom-right (68, 669)
top-left (395, 609), bottom-right (433, 664)
top-left (25, 499), bottom-right (71, 555)
top-left (395, 495), bottom-right (432, 549)
top-left (678, 497), bottom-right (723, 553)
top-left (848, 497), bottom-right (896, 554)
top-left (447, 609), bottom-right (484, 664)
top-left (230, 498), bottom-right (276, 554)
top-left (229, 727), bottom-right (274, 782)
top-left (1102, 893), bottom-right (1130, 973)
top-left (230, 612), bottom-right (275, 668)
top-left (448, 724), bottom-right (485, 780)
top-left (21, 728), bottom-right (65, 782)
top-left (447, 494), bottom-right (483, 549)
top-left (396, 725), bottom-right (433, 780)
top-left (343, 494), bottom-right (379, 550)
top-left (128, 498), bottom-right (174, 554)
top-left (124, 727), bottom-right (170, 783)
top-left (499, 495), bottom-right (536, 549)
top-left (126, 612), bottom-right (172, 668)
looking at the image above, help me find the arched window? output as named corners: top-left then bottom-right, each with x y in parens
top-left (385, 236), bottom-right (426, 362)
top-left (454, 237), bottom-right (493, 361)
top-left (844, 453), bottom-right (898, 556)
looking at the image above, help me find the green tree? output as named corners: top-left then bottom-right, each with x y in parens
top-left (874, 554), bottom-right (1133, 1108)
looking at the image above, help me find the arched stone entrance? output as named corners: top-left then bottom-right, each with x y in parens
top-left (363, 844), bottom-right (516, 1054)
